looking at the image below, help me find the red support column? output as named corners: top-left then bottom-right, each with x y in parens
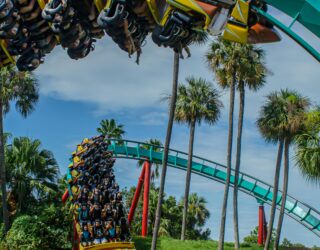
top-left (142, 161), bottom-right (151, 237)
top-left (258, 204), bottom-right (265, 246)
top-left (128, 164), bottom-right (146, 224)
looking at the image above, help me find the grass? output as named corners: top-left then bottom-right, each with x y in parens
top-left (132, 237), bottom-right (264, 250)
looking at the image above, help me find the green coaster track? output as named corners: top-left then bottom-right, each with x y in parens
top-left (255, 0), bottom-right (320, 61)
top-left (106, 139), bottom-right (320, 238)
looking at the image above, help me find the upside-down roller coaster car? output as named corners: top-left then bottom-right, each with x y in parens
top-left (0, 0), bottom-right (281, 71)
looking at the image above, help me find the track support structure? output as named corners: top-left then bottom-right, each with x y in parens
top-left (142, 161), bottom-right (151, 237)
top-left (128, 164), bottom-right (146, 224)
top-left (127, 161), bottom-right (151, 237)
top-left (258, 203), bottom-right (267, 246)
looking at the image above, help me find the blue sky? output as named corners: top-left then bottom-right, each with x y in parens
top-left (5, 8), bottom-right (320, 247)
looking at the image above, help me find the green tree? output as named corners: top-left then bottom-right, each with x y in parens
top-left (206, 38), bottom-right (244, 249)
top-left (165, 77), bottom-right (221, 240)
top-left (3, 204), bottom-right (72, 250)
top-left (179, 193), bottom-right (211, 240)
top-left (257, 90), bottom-right (310, 249)
top-left (124, 185), bottom-right (210, 240)
top-left (96, 119), bottom-right (125, 139)
top-left (0, 66), bottom-right (39, 233)
top-left (5, 137), bottom-right (59, 215)
top-left (243, 226), bottom-right (276, 244)
top-left (295, 108), bottom-right (320, 184)
top-left (281, 238), bottom-right (293, 247)
top-left (233, 46), bottom-right (267, 249)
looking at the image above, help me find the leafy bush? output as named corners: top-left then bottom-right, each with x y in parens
top-left (4, 204), bottom-right (72, 250)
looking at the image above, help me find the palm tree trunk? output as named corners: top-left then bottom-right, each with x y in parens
top-left (274, 138), bottom-right (290, 249)
top-left (264, 139), bottom-right (284, 250)
top-left (233, 84), bottom-right (245, 249)
top-left (181, 120), bottom-right (196, 240)
top-left (218, 77), bottom-right (236, 250)
top-left (0, 82), bottom-right (9, 233)
top-left (151, 51), bottom-right (179, 250)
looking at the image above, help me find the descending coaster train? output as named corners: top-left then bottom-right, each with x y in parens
top-left (0, 0), bottom-right (285, 71)
top-left (65, 136), bottom-right (135, 250)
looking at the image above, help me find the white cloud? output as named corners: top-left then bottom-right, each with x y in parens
top-left (35, 37), bottom-right (174, 114)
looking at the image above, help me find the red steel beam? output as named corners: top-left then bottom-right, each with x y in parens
top-left (142, 161), bottom-right (151, 237)
top-left (128, 163), bottom-right (145, 224)
top-left (258, 204), bottom-right (265, 245)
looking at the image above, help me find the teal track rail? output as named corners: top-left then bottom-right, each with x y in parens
top-left (257, 0), bottom-right (320, 62)
top-left (106, 139), bottom-right (320, 238)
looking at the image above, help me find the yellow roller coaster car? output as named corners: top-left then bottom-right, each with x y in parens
top-left (150, 0), bottom-right (280, 49)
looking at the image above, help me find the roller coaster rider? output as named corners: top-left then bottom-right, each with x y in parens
top-left (97, 0), bottom-right (154, 63)
top-left (16, 43), bottom-right (43, 71)
top-left (43, 0), bottom-right (95, 60)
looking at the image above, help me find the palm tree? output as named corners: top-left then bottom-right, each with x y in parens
top-left (295, 108), bottom-right (320, 184)
top-left (186, 193), bottom-right (210, 228)
top-left (5, 137), bottom-right (59, 214)
top-left (165, 77), bottom-right (222, 240)
top-left (206, 38), bottom-right (243, 249)
top-left (138, 139), bottom-right (163, 182)
top-left (0, 66), bottom-right (39, 233)
top-left (257, 90), bottom-right (310, 249)
top-left (232, 45), bottom-right (267, 249)
top-left (96, 119), bottom-right (125, 140)
top-left (151, 51), bottom-right (180, 250)
top-left (151, 32), bottom-right (208, 249)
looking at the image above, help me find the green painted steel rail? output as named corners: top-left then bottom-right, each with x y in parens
top-left (254, 7), bottom-right (320, 62)
top-left (264, 0), bottom-right (320, 39)
top-left (253, 0), bottom-right (320, 62)
top-left (106, 139), bottom-right (320, 238)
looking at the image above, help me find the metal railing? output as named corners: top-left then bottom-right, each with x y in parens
top-left (106, 139), bottom-right (320, 237)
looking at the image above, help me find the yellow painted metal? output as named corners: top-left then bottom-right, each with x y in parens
top-left (105, 0), bottom-right (112, 9)
top-left (94, 0), bottom-right (105, 12)
top-left (160, 5), bottom-right (174, 26)
top-left (79, 242), bottom-right (135, 250)
top-left (0, 40), bottom-right (15, 64)
top-left (71, 169), bottom-right (80, 178)
top-left (73, 155), bottom-right (81, 163)
top-left (36, 0), bottom-right (47, 10)
top-left (231, 0), bottom-right (249, 24)
top-left (146, 0), bottom-right (161, 24)
top-left (71, 185), bottom-right (80, 196)
top-left (223, 22), bottom-right (248, 43)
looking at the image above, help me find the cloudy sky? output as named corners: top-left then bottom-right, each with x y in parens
top-left (5, 8), bottom-right (320, 247)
